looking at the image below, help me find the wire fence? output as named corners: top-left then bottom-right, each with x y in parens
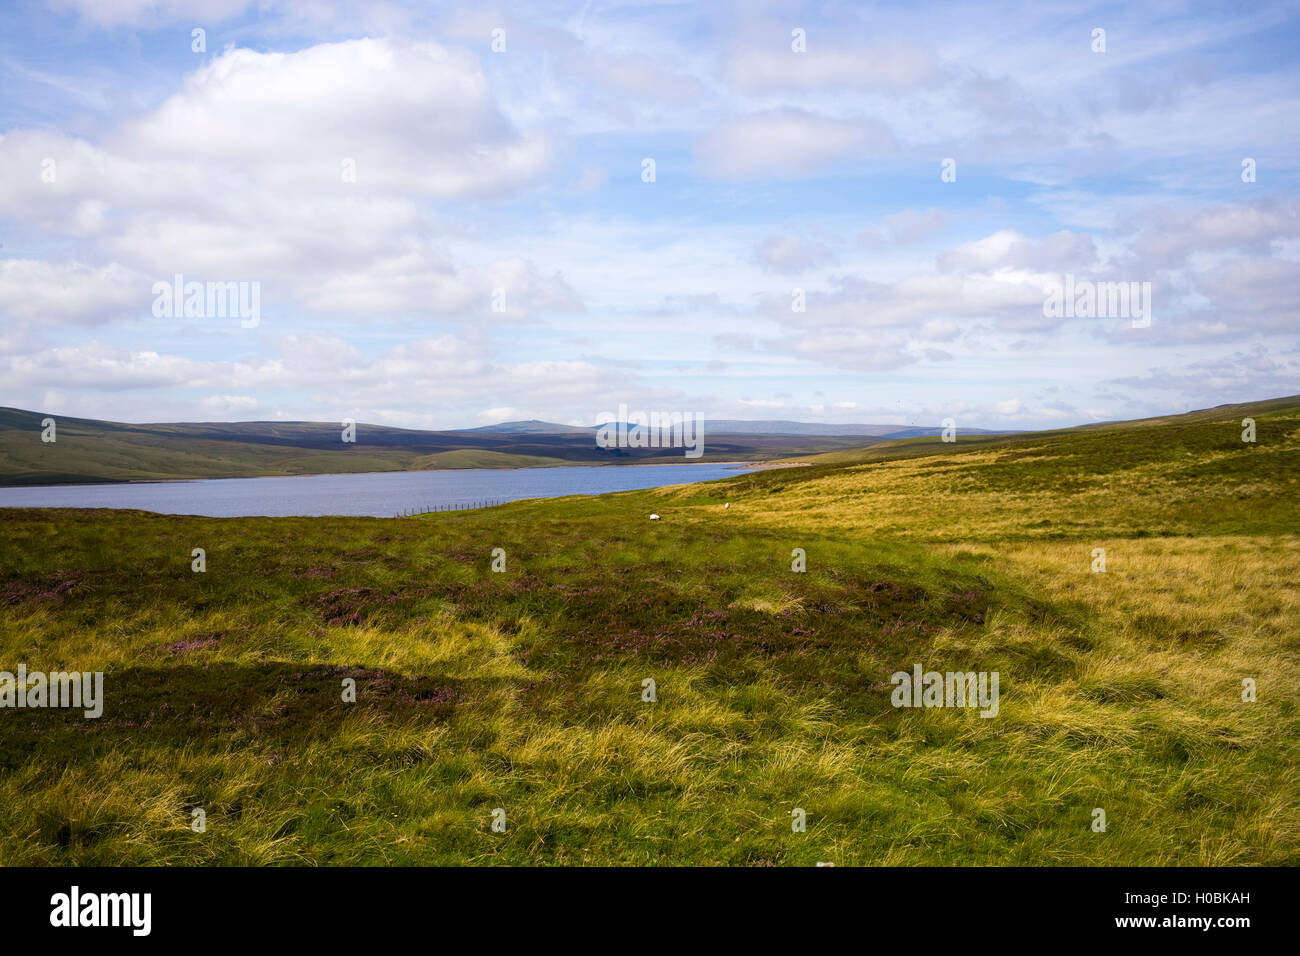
top-left (395, 498), bottom-right (508, 517)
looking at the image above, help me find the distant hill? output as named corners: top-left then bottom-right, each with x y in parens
top-left (699, 422), bottom-right (1015, 438)
top-left (879, 425), bottom-right (1016, 438)
top-left (660, 420), bottom-right (899, 437)
top-left (466, 420), bottom-right (592, 435)
top-left (470, 418), bottom-right (1018, 438)
top-left (0, 406), bottom-right (1025, 486)
top-left (786, 394), bottom-right (1300, 469)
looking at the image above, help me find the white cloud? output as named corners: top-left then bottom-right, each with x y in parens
top-left (198, 394), bottom-right (260, 414)
top-left (46, 0), bottom-right (254, 28)
top-left (752, 235), bottom-right (835, 274)
top-left (0, 333), bottom-right (642, 428)
top-left (938, 230), bottom-right (1098, 273)
top-left (4, 4), bottom-right (1298, 429)
top-left (121, 40), bottom-right (547, 198)
top-left (0, 38), bottom-right (563, 321)
top-left (696, 109), bottom-right (896, 179)
top-left (0, 260), bottom-right (144, 325)
top-left (296, 254), bottom-right (582, 318)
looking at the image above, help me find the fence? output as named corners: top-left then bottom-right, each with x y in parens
top-left (395, 499), bottom-right (507, 517)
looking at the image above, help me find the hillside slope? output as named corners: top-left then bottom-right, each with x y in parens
top-left (0, 395), bottom-right (1295, 865)
top-left (750, 394), bottom-right (1300, 540)
top-left (0, 406), bottom-right (891, 486)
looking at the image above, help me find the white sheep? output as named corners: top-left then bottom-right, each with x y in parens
top-left (649, 513), bottom-right (660, 520)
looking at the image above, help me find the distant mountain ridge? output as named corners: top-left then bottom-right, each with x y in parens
top-left (471, 418), bottom-right (1017, 438)
top-left (4, 406), bottom-right (1015, 486)
top-left (466, 420), bottom-right (592, 435)
top-left (4, 398), bottom-right (1295, 487)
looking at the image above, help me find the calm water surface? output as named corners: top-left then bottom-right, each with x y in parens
top-left (0, 463), bottom-right (759, 518)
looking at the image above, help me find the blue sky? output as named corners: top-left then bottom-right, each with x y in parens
top-left (1, 0), bottom-right (1297, 430)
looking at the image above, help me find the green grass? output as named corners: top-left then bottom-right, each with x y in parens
top-left (410, 449), bottom-right (574, 469)
top-left (0, 397), bottom-right (1296, 864)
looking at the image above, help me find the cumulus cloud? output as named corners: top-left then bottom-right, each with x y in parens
top-left (1106, 347), bottom-right (1300, 404)
top-left (762, 270), bottom-right (1050, 334)
top-left (0, 333), bottom-right (641, 426)
top-left (773, 328), bottom-right (917, 372)
top-left (938, 230), bottom-right (1099, 273)
top-left (3, 3), bottom-right (1298, 428)
top-left (1121, 197), bottom-right (1300, 270)
top-left (0, 260), bottom-right (145, 325)
top-left (0, 38), bottom-right (565, 323)
top-left (1172, 256), bottom-right (1300, 338)
top-left (297, 254), bottom-right (582, 318)
top-left (120, 40), bottom-right (547, 197)
top-left (4, 342), bottom-right (210, 391)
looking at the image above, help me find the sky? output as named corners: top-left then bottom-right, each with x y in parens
top-left (0, 0), bottom-right (1297, 431)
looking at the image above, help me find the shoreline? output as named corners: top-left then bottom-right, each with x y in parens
top-left (0, 458), bottom-right (805, 492)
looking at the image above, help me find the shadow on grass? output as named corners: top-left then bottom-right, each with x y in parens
top-left (0, 662), bottom-right (476, 762)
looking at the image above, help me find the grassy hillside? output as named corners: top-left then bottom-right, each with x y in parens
top-left (0, 396), bottom-right (1295, 865)
top-left (0, 406), bottom-right (887, 486)
top-left (410, 449), bottom-right (577, 470)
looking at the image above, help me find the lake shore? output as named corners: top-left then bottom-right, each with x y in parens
top-left (0, 461), bottom-right (767, 518)
top-left (0, 457), bottom-right (808, 489)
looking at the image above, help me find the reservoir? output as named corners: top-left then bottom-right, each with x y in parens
top-left (0, 462), bottom-right (760, 518)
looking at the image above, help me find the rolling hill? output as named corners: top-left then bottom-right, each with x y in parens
top-left (0, 406), bottom-right (1011, 486)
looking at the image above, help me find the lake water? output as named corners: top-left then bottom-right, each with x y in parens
top-left (0, 463), bottom-right (760, 518)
